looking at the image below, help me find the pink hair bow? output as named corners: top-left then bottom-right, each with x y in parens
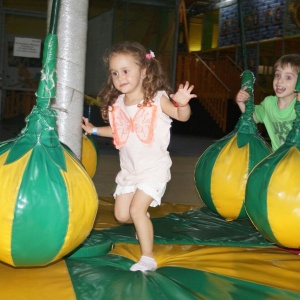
top-left (145, 50), bottom-right (155, 60)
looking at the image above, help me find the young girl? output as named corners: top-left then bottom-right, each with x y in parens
top-left (81, 41), bottom-right (196, 272)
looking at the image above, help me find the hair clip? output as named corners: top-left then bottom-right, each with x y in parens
top-left (145, 50), bottom-right (155, 60)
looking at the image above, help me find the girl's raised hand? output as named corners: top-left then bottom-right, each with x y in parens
top-left (170, 81), bottom-right (197, 107)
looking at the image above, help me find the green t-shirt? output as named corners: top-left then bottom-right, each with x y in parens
top-left (254, 95), bottom-right (297, 151)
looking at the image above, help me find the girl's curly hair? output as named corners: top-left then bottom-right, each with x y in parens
top-left (98, 41), bottom-right (171, 122)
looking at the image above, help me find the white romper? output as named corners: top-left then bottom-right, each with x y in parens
top-left (109, 91), bottom-right (173, 206)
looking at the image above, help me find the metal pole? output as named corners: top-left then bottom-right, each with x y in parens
top-left (237, 0), bottom-right (247, 70)
top-left (0, 0), bottom-right (4, 120)
top-left (171, 0), bottom-right (180, 90)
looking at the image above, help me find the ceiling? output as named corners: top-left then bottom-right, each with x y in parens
top-left (184, 0), bottom-right (215, 17)
top-left (1, 0), bottom-right (214, 19)
top-left (185, 0), bottom-right (211, 6)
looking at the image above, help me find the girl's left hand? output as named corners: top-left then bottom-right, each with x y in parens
top-left (81, 117), bottom-right (94, 135)
top-left (170, 81), bottom-right (197, 106)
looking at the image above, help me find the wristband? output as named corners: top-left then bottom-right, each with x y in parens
top-left (172, 100), bottom-right (189, 107)
top-left (92, 127), bottom-right (98, 136)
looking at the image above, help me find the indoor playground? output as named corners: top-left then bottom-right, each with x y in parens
top-left (1, 0), bottom-right (300, 299)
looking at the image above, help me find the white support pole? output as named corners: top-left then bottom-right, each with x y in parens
top-left (48, 0), bottom-right (88, 159)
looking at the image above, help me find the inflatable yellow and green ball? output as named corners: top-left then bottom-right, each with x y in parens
top-left (195, 71), bottom-right (271, 221)
top-left (195, 132), bottom-right (271, 221)
top-left (0, 106), bottom-right (98, 267)
top-left (245, 98), bottom-right (300, 249)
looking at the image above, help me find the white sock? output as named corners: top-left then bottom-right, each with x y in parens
top-left (130, 255), bottom-right (157, 272)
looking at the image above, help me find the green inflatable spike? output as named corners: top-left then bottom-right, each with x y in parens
top-left (1, 0), bottom-right (65, 169)
top-left (235, 70), bottom-right (258, 146)
top-left (295, 71), bottom-right (300, 93)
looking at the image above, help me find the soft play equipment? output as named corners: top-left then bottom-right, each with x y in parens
top-left (195, 1), bottom-right (271, 221)
top-left (194, 70), bottom-right (271, 221)
top-left (81, 95), bottom-right (100, 178)
top-left (81, 134), bottom-right (98, 178)
top-left (0, 0), bottom-right (98, 267)
top-left (2, 0), bottom-right (300, 298)
top-left (2, 198), bottom-right (300, 299)
top-left (245, 74), bottom-right (300, 249)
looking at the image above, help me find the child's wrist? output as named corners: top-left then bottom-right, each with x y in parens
top-left (172, 100), bottom-right (189, 107)
top-left (92, 127), bottom-right (98, 135)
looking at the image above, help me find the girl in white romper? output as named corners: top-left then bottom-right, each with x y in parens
top-left (82, 41), bottom-right (196, 272)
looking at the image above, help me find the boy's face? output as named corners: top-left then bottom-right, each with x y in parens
top-left (273, 64), bottom-right (298, 101)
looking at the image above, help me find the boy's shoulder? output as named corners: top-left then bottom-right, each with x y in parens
top-left (258, 95), bottom-right (277, 107)
top-left (262, 95), bottom-right (296, 110)
top-left (264, 95), bottom-right (277, 102)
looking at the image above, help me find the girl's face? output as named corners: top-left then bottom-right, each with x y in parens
top-left (273, 64), bottom-right (298, 101)
top-left (109, 53), bottom-right (145, 97)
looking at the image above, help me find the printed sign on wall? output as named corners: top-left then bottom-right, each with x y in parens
top-left (13, 38), bottom-right (41, 59)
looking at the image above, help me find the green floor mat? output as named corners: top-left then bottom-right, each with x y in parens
top-left (66, 255), bottom-right (299, 300)
top-left (87, 207), bottom-right (272, 247)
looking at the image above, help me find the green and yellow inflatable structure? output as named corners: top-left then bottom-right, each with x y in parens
top-left (1, 0), bottom-right (300, 298)
top-left (245, 72), bottom-right (300, 249)
top-left (195, 71), bottom-right (271, 221)
top-left (0, 0), bottom-right (98, 267)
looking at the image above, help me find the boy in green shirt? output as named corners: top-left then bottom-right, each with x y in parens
top-left (236, 54), bottom-right (300, 151)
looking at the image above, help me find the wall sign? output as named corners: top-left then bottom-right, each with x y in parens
top-left (13, 37), bottom-right (41, 59)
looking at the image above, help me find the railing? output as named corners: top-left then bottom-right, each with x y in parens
top-left (176, 53), bottom-right (230, 132)
top-left (219, 55), bottom-right (268, 104)
top-left (4, 91), bottom-right (36, 119)
top-left (176, 53), bottom-right (269, 133)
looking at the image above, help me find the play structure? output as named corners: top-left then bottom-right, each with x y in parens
top-left (1, 0), bottom-right (300, 299)
top-left (195, 70), bottom-right (271, 221)
top-left (195, 1), bottom-right (272, 221)
top-left (245, 75), bottom-right (300, 249)
top-left (0, 0), bottom-right (98, 267)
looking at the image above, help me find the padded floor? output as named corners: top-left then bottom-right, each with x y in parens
top-left (1, 197), bottom-right (300, 299)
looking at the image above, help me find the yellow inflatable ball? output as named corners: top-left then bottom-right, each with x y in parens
top-left (81, 134), bottom-right (98, 178)
top-left (195, 131), bottom-right (271, 221)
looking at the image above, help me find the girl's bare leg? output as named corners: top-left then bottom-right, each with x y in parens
top-left (114, 192), bottom-right (134, 223)
top-left (129, 189), bottom-right (157, 271)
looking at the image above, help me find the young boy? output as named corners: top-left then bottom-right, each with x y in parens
top-left (235, 54), bottom-right (300, 151)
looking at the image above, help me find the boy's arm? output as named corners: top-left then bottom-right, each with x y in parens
top-left (235, 87), bottom-right (250, 113)
top-left (236, 100), bottom-right (246, 113)
top-left (235, 87), bottom-right (259, 123)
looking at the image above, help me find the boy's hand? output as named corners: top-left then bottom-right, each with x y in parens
top-left (170, 81), bottom-right (197, 106)
top-left (297, 93), bottom-right (300, 102)
top-left (236, 86), bottom-right (250, 102)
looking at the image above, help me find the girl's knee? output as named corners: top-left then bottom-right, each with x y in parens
top-left (129, 205), bottom-right (138, 219)
top-left (114, 209), bottom-right (131, 223)
top-left (129, 205), bottom-right (146, 220)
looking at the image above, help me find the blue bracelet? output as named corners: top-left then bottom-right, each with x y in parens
top-left (92, 127), bottom-right (98, 136)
